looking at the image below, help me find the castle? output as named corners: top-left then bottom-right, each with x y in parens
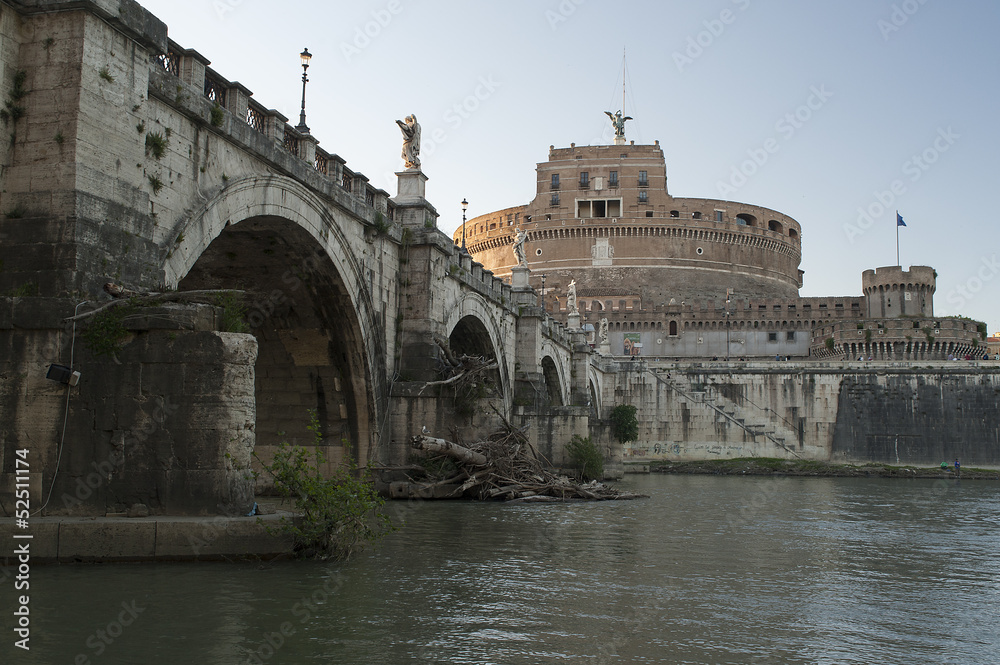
top-left (456, 129), bottom-right (985, 360)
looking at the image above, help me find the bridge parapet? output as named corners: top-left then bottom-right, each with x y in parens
top-left (154, 38), bottom-right (394, 224)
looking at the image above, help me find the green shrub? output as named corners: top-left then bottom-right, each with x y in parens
top-left (567, 435), bottom-right (603, 481)
top-left (210, 103), bottom-right (224, 127)
top-left (609, 404), bottom-right (639, 445)
top-left (372, 211), bottom-right (392, 236)
top-left (145, 131), bottom-right (167, 159)
top-left (82, 301), bottom-right (137, 358)
top-left (256, 410), bottom-right (394, 559)
top-left (147, 174), bottom-right (164, 194)
top-left (215, 290), bottom-right (248, 333)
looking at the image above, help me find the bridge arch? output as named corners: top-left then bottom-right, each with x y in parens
top-left (443, 293), bottom-right (513, 410)
top-left (540, 355), bottom-right (565, 407)
top-left (166, 174), bottom-right (389, 470)
top-left (588, 367), bottom-right (605, 416)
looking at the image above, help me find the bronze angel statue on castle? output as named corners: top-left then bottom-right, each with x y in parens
top-left (605, 110), bottom-right (632, 137)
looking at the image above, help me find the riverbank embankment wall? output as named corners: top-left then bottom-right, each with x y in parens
top-left (614, 361), bottom-right (1000, 467)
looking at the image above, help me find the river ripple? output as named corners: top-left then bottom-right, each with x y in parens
top-left (3, 475), bottom-right (998, 664)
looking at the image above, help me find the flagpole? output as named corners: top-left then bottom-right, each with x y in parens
top-left (896, 211), bottom-right (899, 267)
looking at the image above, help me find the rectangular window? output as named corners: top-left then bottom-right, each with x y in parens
top-left (638, 190), bottom-right (648, 203)
top-left (638, 170), bottom-right (648, 187)
top-left (576, 198), bottom-right (622, 218)
top-left (786, 331), bottom-right (796, 341)
top-left (550, 193), bottom-right (559, 207)
top-left (768, 332), bottom-right (778, 342)
top-left (715, 210), bottom-right (724, 222)
top-left (551, 174), bottom-right (559, 190)
top-left (579, 172), bottom-right (589, 188)
top-left (609, 171), bottom-right (619, 187)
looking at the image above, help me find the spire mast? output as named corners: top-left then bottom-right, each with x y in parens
top-left (622, 47), bottom-right (627, 117)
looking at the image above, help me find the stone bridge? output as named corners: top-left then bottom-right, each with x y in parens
top-left (0, 0), bottom-right (596, 516)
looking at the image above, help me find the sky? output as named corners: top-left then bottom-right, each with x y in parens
top-left (136, 0), bottom-right (1000, 330)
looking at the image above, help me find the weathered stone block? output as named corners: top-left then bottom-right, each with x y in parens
top-left (153, 516), bottom-right (293, 559)
top-left (57, 520), bottom-right (156, 561)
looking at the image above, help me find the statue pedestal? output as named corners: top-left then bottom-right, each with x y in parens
top-left (510, 265), bottom-right (530, 289)
top-left (394, 169), bottom-right (427, 202)
top-left (392, 169), bottom-right (438, 228)
top-left (599, 342), bottom-right (612, 356)
top-left (567, 311), bottom-right (581, 330)
top-left (614, 136), bottom-right (627, 146)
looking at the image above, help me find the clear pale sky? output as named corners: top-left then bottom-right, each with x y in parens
top-left (137, 0), bottom-right (1000, 330)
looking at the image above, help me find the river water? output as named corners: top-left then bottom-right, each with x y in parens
top-left (4, 474), bottom-right (999, 664)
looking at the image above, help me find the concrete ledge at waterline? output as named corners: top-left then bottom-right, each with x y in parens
top-left (0, 514), bottom-right (295, 564)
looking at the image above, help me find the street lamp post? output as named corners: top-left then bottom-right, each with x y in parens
top-left (461, 198), bottom-right (468, 253)
top-left (296, 48), bottom-right (312, 133)
top-left (540, 274), bottom-right (546, 311)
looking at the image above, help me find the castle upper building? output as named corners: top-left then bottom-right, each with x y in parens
top-left (456, 141), bottom-right (803, 305)
top-left (455, 135), bottom-right (985, 361)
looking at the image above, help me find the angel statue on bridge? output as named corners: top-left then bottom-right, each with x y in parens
top-left (396, 114), bottom-right (421, 170)
top-left (604, 110), bottom-right (632, 138)
top-left (567, 279), bottom-right (578, 313)
top-left (512, 228), bottom-right (528, 268)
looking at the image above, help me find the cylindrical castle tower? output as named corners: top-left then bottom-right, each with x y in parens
top-left (862, 265), bottom-right (936, 318)
top-left (455, 142), bottom-right (803, 308)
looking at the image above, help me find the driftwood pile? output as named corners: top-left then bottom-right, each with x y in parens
top-left (400, 425), bottom-right (644, 502)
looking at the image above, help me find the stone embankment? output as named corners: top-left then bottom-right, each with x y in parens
top-left (640, 458), bottom-right (1000, 479)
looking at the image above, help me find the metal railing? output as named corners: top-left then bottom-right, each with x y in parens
top-left (246, 101), bottom-right (266, 134)
top-left (151, 43), bottom-right (394, 219)
top-left (204, 70), bottom-right (227, 106)
top-left (156, 51), bottom-right (179, 76)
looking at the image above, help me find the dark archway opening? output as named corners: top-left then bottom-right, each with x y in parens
top-left (178, 216), bottom-right (373, 483)
top-left (541, 356), bottom-right (564, 407)
top-left (446, 315), bottom-right (503, 420)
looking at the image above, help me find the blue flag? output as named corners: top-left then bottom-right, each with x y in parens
top-left (896, 212), bottom-right (906, 227)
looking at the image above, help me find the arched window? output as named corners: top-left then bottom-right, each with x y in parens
top-left (768, 220), bottom-right (783, 234)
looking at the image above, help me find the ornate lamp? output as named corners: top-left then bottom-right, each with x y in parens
top-left (296, 48), bottom-right (312, 133)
